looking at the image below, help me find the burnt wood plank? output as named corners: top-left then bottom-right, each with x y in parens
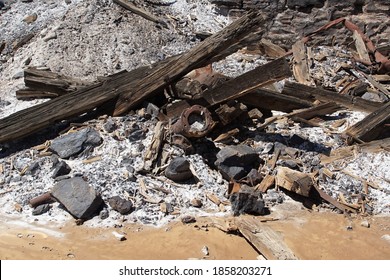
top-left (283, 81), bottom-right (383, 113)
top-left (344, 101), bottom-right (390, 144)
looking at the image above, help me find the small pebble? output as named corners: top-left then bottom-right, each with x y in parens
top-left (112, 231), bottom-right (126, 241)
top-left (360, 220), bottom-right (370, 228)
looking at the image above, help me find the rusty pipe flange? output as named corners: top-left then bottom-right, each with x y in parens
top-left (171, 105), bottom-right (214, 138)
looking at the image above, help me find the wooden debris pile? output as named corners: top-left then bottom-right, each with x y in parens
top-left (0, 5), bottom-right (389, 236)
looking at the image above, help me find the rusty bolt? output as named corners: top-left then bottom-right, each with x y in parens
top-left (171, 105), bottom-right (214, 138)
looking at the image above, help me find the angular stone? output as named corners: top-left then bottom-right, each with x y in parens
top-left (230, 189), bottom-right (265, 216)
top-left (103, 119), bottom-right (117, 133)
top-left (165, 157), bottom-right (193, 182)
top-left (244, 168), bottom-right (263, 186)
top-left (52, 161), bottom-right (71, 178)
top-left (215, 145), bottom-right (259, 180)
top-left (32, 204), bottom-right (51, 216)
top-left (217, 165), bottom-right (247, 180)
top-left (50, 127), bottom-right (102, 159)
top-left (51, 177), bottom-right (103, 219)
top-left (108, 196), bottom-right (133, 215)
top-left (216, 145), bottom-right (258, 167)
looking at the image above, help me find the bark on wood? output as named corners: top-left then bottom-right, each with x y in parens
top-left (235, 215), bottom-right (298, 260)
top-left (282, 81), bottom-right (383, 113)
top-left (113, 10), bottom-right (270, 116)
top-left (344, 101), bottom-right (390, 144)
top-left (113, 0), bottom-right (168, 28)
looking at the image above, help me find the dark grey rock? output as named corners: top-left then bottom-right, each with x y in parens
top-left (215, 145), bottom-right (259, 180)
top-left (32, 204), bottom-right (51, 216)
top-left (165, 157), bottom-right (193, 182)
top-left (52, 161), bottom-right (71, 178)
top-left (50, 127), bottom-right (102, 159)
top-left (0, 2), bottom-right (4, 8)
top-left (216, 145), bottom-right (258, 167)
top-left (244, 169), bottom-right (263, 186)
top-left (218, 165), bottom-right (247, 180)
top-left (51, 177), bottom-right (103, 219)
top-left (278, 159), bottom-right (299, 170)
top-left (103, 119), bottom-right (117, 133)
top-left (128, 129), bottom-right (146, 141)
top-left (50, 154), bottom-right (60, 169)
top-left (109, 196), bottom-right (133, 215)
top-left (26, 161), bottom-right (40, 175)
top-left (230, 189), bottom-right (265, 216)
top-left (0, 99), bottom-right (11, 108)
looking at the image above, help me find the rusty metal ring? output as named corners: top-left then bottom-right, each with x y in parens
top-left (171, 105), bottom-right (214, 138)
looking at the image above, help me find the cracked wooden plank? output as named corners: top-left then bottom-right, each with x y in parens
top-left (235, 215), bottom-right (298, 260)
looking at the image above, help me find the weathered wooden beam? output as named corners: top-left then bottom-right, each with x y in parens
top-left (282, 81), bottom-right (383, 113)
top-left (15, 67), bottom-right (88, 99)
top-left (0, 64), bottom-right (157, 143)
top-left (198, 57), bottom-right (291, 107)
top-left (290, 102), bottom-right (342, 120)
top-left (235, 215), bottom-right (298, 260)
top-left (292, 40), bottom-right (313, 86)
top-left (113, 10), bottom-right (269, 116)
top-left (239, 88), bottom-right (313, 112)
top-left (276, 167), bottom-right (313, 197)
top-left (344, 101), bottom-right (390, 144)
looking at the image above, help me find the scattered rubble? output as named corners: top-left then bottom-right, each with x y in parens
top-left (0, 0), bottom-right (389, 260)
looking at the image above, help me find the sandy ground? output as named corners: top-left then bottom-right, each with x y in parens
top-left (0, 208), bottom-right (389, 260)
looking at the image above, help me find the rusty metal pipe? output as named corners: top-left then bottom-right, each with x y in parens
top-left (29, 192), bottom-right (55, 208)
top-left (171, 105), bottom-right (215, 138)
